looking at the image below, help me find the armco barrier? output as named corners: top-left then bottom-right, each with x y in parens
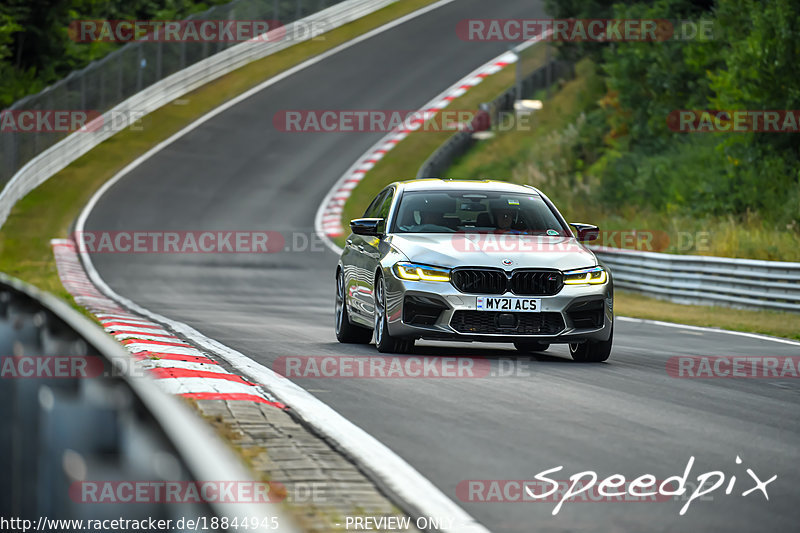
top-left (1, 0), bottom-right (352, 188)
top-left (592, 246), bottom-right (800, 313)
top-left (417, 46), bottom-right (573, 178)
top-left (0, 0), bottom-right (397, 231)
top-left (0, 272), bottom-right (298, 530)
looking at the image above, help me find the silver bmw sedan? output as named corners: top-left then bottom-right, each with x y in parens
top-left (335, 179), bottom-right (614, 361)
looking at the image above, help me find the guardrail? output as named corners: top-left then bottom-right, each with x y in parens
top-left (1, 0), bottom-right (350, 188)
top-left (0, 273), bottom-right (296, 532)
top-left (414, 51), bottom-right (800, 314)
top-left (417, 51), bottom-right (573, 178)
top-left (592, 246), bottom-right (800, 313)
top-left (0, 272), bottom-right (298, 530)
top-left (0, 3), bottom-right (404, 524)
top-left (0, 0), bottom-right (397, 230)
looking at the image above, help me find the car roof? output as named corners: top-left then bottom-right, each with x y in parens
top-left (392, 178), bottom-right (541, 195)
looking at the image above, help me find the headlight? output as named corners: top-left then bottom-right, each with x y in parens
top-left (393, 262), bottom-right (451, 282)
top-left (563, 266), bottom-right (607, 285)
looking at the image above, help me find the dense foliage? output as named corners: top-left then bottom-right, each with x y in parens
top-left (545, 0), bottom-right (800, 227)
top-left (0, 0), bottom-right (230, 107)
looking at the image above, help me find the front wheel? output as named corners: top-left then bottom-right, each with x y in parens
top-left (569, 327), bottom-right (613, 362)
top-left (335, 270), bottom-right (372, 344)
top-left (374, 274), bottom-right (414, 354)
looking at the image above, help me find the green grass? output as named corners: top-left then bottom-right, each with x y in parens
top-left (0, 0), bottom-right (441, 303)
top-left (616, 290), bottom-right (800, 341)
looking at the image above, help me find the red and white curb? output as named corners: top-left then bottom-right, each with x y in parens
top-left (315, 50), bottom-right (518, 240)
top-left (51, 238), bottom-right (286, 408)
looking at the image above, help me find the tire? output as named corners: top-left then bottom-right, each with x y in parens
top-left (335, 269), bottom-right (372, 344)
top-left (513, 341), bottom-right (550, 353)
top-left (374, 274), bottom-right (415, 354)
top-left (569, 327), bottom-right (613, 362)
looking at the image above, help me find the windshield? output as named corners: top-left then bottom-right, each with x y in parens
top-left (392, 190), bottom-right (566, 234)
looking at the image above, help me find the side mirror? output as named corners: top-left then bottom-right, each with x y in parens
top-left (350, 218), bottom-right (384, 236)
top-left (570, 223), bottom-right (600, 242)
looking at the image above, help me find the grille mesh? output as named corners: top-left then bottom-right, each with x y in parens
top-left (451, 268), bottom-right (563, 296)
top-left (451, 269), bottom-right (507, 294)
top-left (451, 311), bottom-right (565, 335)
top-left (511, 270), bottom-right (563, 296)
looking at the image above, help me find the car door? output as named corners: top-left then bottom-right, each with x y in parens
top-left (360, 187), bottom-right (395, 317)
top-left (346, 188), bottom-right (390, 319)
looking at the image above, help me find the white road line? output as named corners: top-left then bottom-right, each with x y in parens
top-left (616, 316), bottom-right (800, 347)
top-left (73, 3), bottom-right (491, 532)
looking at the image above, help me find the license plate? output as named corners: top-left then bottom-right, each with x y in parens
top-left (476, 297), bottom-right (541, 312)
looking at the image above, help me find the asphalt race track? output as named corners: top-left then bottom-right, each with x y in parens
top-left (83, 1), bottom-right (800, 531)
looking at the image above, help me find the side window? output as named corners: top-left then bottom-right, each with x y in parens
top-left (376, 188), bottom-right (395, 233)
top-left (377, 189), bottom-right (394, 219)
top-left (363, 190), bottom-right (389, 218)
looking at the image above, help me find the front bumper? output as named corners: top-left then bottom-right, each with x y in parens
top-left (382, 268), bottom-right (613, 343)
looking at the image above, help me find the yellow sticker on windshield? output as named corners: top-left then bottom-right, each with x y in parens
top-left (507, 199), bottom-right (519, 205)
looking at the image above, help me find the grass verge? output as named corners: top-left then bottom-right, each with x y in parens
top-left (0, 0), bottom-right (441, 305)
top-left (616, 290), bottom-right (800, 341)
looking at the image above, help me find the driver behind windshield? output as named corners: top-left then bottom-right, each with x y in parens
top-left (394, 191), bottom-right (565, 235)
top-left (397, 195), bottom-right (454, 232)
top-left (489, 199), bottom-right (524, 233)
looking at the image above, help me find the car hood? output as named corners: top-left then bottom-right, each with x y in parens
top-left (388, 233), bottom-right (597, 271)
